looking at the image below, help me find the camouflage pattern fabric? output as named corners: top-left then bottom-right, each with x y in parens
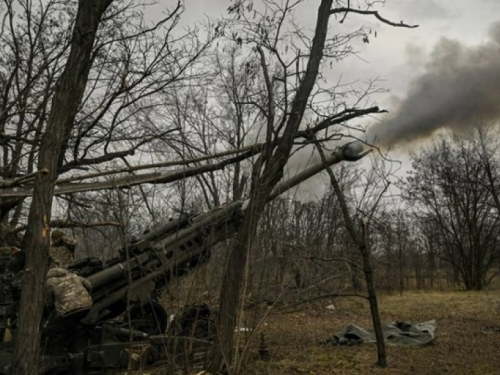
top-left (49, 237), bottom-right (76, 269)
top-left (0, 247), bottom-right (20, 256)
top-left (46, 268), bottom-right (92, 316)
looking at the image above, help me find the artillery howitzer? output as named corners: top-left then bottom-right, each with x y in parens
top-left (0, 142), bottom-right (366, 374)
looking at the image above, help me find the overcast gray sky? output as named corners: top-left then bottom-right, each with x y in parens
top-left (185, 0), bottom-right (498, 188)
top-left (174, 1), bottom-right (500, 150)
top-left (146, 1), bottom-right (500, 200)
top-left (178, 0), bottom-right (499, 95)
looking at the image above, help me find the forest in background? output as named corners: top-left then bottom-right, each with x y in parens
top-left (1, 1), bottom-right (499, 373)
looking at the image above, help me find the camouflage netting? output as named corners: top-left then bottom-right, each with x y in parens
top-left (325, 320), bottom-right (436, 346)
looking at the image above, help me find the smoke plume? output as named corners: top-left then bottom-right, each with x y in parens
top-left (367, 22), bottom-right (500, 148)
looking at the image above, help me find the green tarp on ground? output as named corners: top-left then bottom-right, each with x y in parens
top-left (326, 320), bottom-right (436, 346)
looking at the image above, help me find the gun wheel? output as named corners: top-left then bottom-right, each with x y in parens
top-left (129, 301), bottom-right (168, 335)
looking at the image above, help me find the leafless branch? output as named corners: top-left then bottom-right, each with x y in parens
top-left (11, 219), bottom-right (122, 234)
top-left (0, 169), bottom-right (48, 188)
top-left (330, 7), bottom-right (418, 28)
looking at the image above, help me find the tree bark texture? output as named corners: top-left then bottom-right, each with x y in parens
top-left (210, 1), bottom-right (333, 372)
top-left (11, 1), bottom-right (113, 373)
top-left (313, 142), bottom-right (387, 367)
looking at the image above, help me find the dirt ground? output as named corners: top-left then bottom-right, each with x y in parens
top-left (120, 290), bottom-right (500, 375)
top-left (246, 290), bottom-right (500, 375)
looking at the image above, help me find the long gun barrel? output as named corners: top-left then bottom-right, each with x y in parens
top-left (81, 141), bottom-right (367, 324)
top-left (0, 141), bottom-right (368, 374)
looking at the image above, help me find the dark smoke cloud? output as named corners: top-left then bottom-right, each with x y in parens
top-left (367, 21), bottom-right (500, 148)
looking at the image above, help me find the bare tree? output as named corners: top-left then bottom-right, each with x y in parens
top-left (313, 135), bottom-right (390, 366)
top-left (405, 134), bottom-right (500, 290)
top-left (0, 0), bottom-right (214, 223)
top-left (0, 0), bottom-right (74, 223)
top-left (8, 0), bottom-right (215, 371)
top-left (12, 1), bottom-right (114, 371)
top-left (209, 0), bottom-right (416, 372)
top-left (0, 0), bottom-right (417, 371)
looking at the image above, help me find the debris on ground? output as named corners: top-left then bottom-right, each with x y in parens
top-left (324, 320), bottom-right (436, 346)
top-left (235, 327), bottom-right (252, 332)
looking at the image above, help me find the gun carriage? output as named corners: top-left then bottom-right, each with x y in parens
top-left (0, 142), bottom-right (365, 374)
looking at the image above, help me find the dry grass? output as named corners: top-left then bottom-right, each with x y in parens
top-left (113, 290), bottom-right (500, 374)
top-left (245, 290), bottom-right (500, 375)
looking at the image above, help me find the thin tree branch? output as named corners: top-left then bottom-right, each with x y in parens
top-left (331, 7), bottom-right (419, 28)
top-left (0, 107), bottom-right (382, 195)
top-left (57, 143), bottom-right (266, 184)
top-left (0, 169), bottom-right (48, 188)
top-left (11, 219), bottom-right (122, 234)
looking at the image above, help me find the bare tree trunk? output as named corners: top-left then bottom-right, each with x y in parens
top-left (11, 1), bottom-right (113, 373)
top-left (359, 221), bottom-right (387, 367)
top-left (398, 241), bottom-right (404, 296)
top-left (477, 127), bottom-right (500, 213)
top-left (211, 184), bottom-right (274, 373)
top-left (313, 141), bottom-right (387, 367)
top-left (210, 1), bottom-right (334, 372)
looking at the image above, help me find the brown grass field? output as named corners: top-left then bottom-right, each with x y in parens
top-left (246, 291), bottom-right (500, 375)
top-left (119, 290), bottom-right (500, 374)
